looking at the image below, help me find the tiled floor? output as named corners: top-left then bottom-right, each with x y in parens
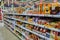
top-left (0, 23), bottom-right (19, 40)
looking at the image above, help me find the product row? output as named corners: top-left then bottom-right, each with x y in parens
top-left (4, 18), bottom-right (60, 40)
top-left (3, 0), bottom-right (60, 15)
top-left (4, 14), bottom-right (60, 32)
top-left (5, 14), bottom-right (60, 29)
top-left (3, 0), bottom-right (39, 7)
top-left (15, 25), bottom-right (45, 40)
top-left (16, 21), bottom-right (60, 40)
top-left (4, 19), bottom-right (44, 40)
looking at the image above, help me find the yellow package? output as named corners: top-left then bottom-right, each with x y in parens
top-left (44, 3), bottom-right (51, 14)
top-left (28, 18), bottom-right (33, 23)
top-left (44, 23), bottom-right (52, 28)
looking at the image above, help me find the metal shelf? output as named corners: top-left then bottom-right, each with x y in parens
top-left (4, 21), bottom-right (23, 40)
top-left (4, 17), bottom-right (60, 32)
top-left (4, 20), bottom-right (32, 40)
top-left (4, 19), bottom-right (13, 23)
top-left (15, 18), bottom-right (60, 32)
top-left (3, 12), bottom-right (60, 18)
top-left (4, 19), bottom-right (54, 40)
top-left (4, 16), bottom-right (15, 20)
top-left (7, 13), bottom-right (60, 18)
top-left (16, 24), bottom-right (53, 40)
top-left (15, 29), bottom-right (32, 40)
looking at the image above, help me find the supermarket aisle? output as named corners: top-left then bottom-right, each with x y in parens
top-left (0, 23), bottom-right (19, 40)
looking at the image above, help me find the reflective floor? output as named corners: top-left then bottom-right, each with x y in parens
top-left (0, 23), bottom-right (19, 40)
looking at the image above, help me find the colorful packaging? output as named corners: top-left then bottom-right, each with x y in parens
top-left (44, 3), bottom-right (51, 14)
top-left (50, 31), bottom-right (59, 40)
top-left (39, 28), bottom-right (43, 35)
top-left (50, 31), bottom-right (55, 39)
top-left (42, 29), bottom-right (46, 36)
top-left (38, 19), bottom-right (42, 25)
top-left (28, 17), bottom-right (33, 23)
top-left (39, 3), bottom-right (43, 14)
top-left (46, 29), bottom-right (51, 38)
top-left (52, 2), bottom-right (58, 11)
top-left (33, 17), bottom-right (38, 23)
top-left (58, 32), bottom-right (60, 40)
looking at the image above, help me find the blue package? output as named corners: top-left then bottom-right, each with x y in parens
top-left (13, 3), bottom-right (19, 7)
top-left (4, 4), bottom-right (12, 7)
top-left (21, 4), bottom-right (26, 7)
top-left (57, 12), bottom-right (60, 15)
top-left (46, 33), bottom-right (50, 38)
top-left (34, 17), bottom-right (39, 23)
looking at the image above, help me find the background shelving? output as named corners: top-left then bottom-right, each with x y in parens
top-left (3, 13), bottom-right (60, 40)
top-left (2, 0), bottom-right (60, 40)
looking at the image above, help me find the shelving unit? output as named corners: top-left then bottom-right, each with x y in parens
top-left (3, 13), bottom-right (60, 18)
top-left (4, 21), bottom-right (23, 40)
top-left (2, 0), bottom-right (60, 40)
top-left (3, 11), bottom-right (60, 40)
top-left (4, 16), bottom-right (60, 32)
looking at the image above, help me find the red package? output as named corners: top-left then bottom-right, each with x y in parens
top-left (0, 8), bottom-right (2, 20)
top-left (0, 13), bottom-right (2, 20)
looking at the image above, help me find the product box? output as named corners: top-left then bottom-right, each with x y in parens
top-left (43, 3), bottom-right (51, 14)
